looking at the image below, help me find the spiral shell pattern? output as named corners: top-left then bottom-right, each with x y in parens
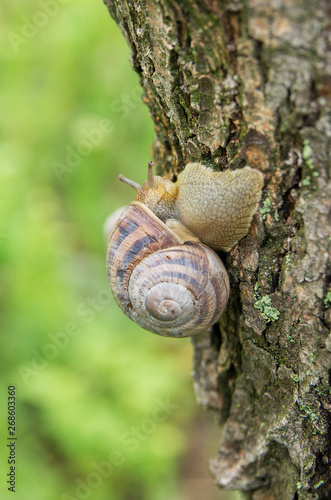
top-left (107, 202), bottom-right (230, 337)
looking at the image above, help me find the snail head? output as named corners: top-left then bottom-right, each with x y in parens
top-left (119, 161), bottom-right (178, 222)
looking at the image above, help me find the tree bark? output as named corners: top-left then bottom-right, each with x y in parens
top-left (104, 1), bottom-right (331, 499)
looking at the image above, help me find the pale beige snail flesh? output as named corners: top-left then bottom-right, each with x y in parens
top-left (106, 161), bottom-right (263, 337)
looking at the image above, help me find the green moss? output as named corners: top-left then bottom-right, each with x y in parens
top-left (300, 404), bottom-right (319, 423)
top-left (301, 139), bottom-right (321, 190)
top-left (302, 175), bottom-right (311, 186)
top-left (324, 291), bottom-right (331, 308)
top-left (303, 139), bottom-right (314, 169)
top-left (254, 295), bottom-right (280, 323)
top-left (259, 197), bottom-right (281, 223)
top-left (260, 197), bottom-right (272, 219)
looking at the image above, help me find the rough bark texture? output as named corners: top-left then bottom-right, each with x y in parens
top-left (104, 1), bottom-right (331, 499)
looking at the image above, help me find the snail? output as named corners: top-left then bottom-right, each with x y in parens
top-left (106, 161), bottom-right (263, 338)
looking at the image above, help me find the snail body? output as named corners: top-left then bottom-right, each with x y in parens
top-left (106, 162), bottom-right (263, 337)
top-left (176, 164), bottom-right (264, 252)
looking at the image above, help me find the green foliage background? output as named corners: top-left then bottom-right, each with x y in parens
top-left (0, 2), bottom-right (241, 500)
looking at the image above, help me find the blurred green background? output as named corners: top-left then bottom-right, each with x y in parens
top-left (0, 2), bottom-right (241, 499)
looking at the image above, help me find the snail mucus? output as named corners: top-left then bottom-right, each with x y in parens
top-left (106, 161), bottom-right (263, 338)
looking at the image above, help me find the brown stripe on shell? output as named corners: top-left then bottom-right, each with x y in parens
top-left (126, 242), bottom-right (229, 337)
top-left (128, 247), bottom-right (206, 291)
top-left (186, 242), bottom-right (230, 327)
top-left (209, 273), bottom-right (230, 325)
top-left (179, 243), bottom-right (227, 332)
top-left (106, 203), bottom-right (181, 314)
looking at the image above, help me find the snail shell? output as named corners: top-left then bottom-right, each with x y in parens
top-left (107, 202), bottom-right (230, 337)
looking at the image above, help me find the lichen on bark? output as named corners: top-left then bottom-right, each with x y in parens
top-left (104, 1), bottom-right (331, 498)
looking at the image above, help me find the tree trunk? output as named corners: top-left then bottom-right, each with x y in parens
top-left (104, 1), bottom-right (331, 499)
